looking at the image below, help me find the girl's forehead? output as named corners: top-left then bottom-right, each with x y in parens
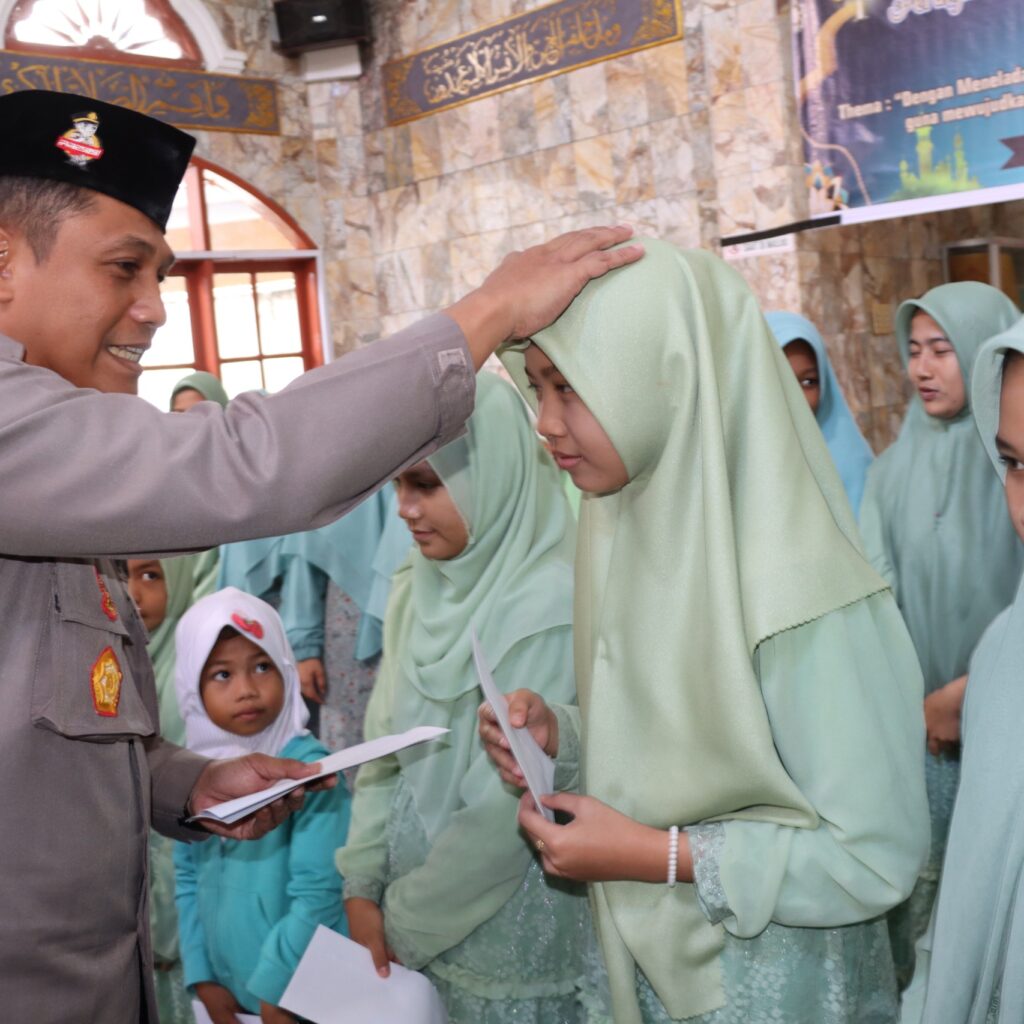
top-left (523, 343), bottom-right (560, 375)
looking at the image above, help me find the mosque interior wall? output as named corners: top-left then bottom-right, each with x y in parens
top-left (190, 0), bottom-right (1024, 455)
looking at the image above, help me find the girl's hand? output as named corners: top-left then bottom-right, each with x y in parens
top-left (924, 674), bottom-right (968, 756)
top-left (517, 792), bottom-right (694, 885)
top-left (478, 689), bottom-right (559, 786)
top-left (194, 981), bottom-right (245, 1024)
top-left (297, 658), bottom-right (328, 703)
top-left (260, 1001), bottom-right (297, 1023)
top-left (345, 897), bottom-right (400, 978)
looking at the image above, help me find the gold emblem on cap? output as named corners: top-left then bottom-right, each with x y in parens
top-left (90, 646), bottom-right (123, 717)
top-left (56, 112), bottom-right (104, 169)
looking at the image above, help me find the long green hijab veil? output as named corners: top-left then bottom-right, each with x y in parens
top-left (917, 318), bottom-right (1024, 1022)
top-left (859, 282), bottom-right (1022, 692)
top-left (382, 372), bottom-right (576, 840)
top-left (500, 240), bottom-right (888, 1022)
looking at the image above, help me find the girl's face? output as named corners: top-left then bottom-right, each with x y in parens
top-left (524, 344), bottom-right (629, 494)
top-left (395, 461), bottom-right (469, 560)
top-left (907, 311), bottom-right (966, 418)
top-left (783, 339), bottom-right (821, 415)
top-left (171, 387), bottom-right (204, 413)
top-left (127, 558), bottom-right (167, 632)
top-left (996, 353), bottom-right (1024, 544)
top-left (200, 629), bottom-right (286, 736)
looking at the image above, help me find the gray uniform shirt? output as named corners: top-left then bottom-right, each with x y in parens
top-left (0, 315), bottom-right (475, 1022)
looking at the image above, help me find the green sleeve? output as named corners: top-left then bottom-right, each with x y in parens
top-left (694, 592), bottom-right (929, 937)
top-left (336, 668), bottom-right (399, 904)
top-left (278, 559), bottom-right (328, 662)
top-left (383, 632), bottom-right (568, 969)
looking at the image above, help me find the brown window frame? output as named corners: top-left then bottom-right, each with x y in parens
top-left (147, 158), bottom-right (324, 389)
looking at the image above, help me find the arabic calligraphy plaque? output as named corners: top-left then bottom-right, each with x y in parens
top-left (384, 0), bottom-right (683, 126)
top-left (0, 50), bottom-right (279, 135)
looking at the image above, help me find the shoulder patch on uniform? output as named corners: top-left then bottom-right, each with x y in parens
top-left (94, 568), bottom-right (118, 622)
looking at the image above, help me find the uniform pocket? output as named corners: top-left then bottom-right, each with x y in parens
top-left (31, 562), bottom-right (155, 740)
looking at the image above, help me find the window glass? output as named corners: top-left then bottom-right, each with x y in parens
top-left (256, 272), bottom-right (303, 355)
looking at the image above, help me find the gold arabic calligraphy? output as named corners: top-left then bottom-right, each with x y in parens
top-left (0, 52), bottom-right (279, 134)
top-left (421, 2), bottom-right (623, 106)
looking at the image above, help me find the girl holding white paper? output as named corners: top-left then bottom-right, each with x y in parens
top-left (482, 241), bottom-right (929, 1024)
top-left (338, 373), bottom-right (588, 1023)
top-left (173, 588), bottom-right (351, 1024)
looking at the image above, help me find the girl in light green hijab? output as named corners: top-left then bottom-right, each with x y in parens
top-left (337, 373), bottom-right (588, 1023)
top-left (901, 318), bottom-right (1024, 1023)
top-left (858, 282), bottom-right (1023, 985)
top-left (484, 240), bottom-right (929, 1024)
top-left (126, 550), bottom-right (218, 1024)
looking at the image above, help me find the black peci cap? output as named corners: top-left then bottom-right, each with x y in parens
top-left (0, 90), bottom-right (196, 231)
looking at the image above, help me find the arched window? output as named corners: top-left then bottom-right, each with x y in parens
top-left (139, 159), bottom-right (324, 410)
top-left (4, 0), bottom-right (202, 67)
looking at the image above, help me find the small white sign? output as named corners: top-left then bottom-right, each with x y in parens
top-left (722, 234), bottom-right (797, 261)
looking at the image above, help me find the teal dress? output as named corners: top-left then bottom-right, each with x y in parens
top-left (174, 734), bottom-right (351, 1012)
top-left (562, 594), bottom-right (923, 1024)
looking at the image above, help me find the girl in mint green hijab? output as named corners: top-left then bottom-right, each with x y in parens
top-left (486, 240), bottom-right (928, 1024)
top-left (126, 551), bottom-right (218, 1024)
top-left (901, 317), bottom-right (1024, 1023)
top-left (338, 373), bottom-right (588, 1023)
top-left (858, 282), bottom-right (1023, 985)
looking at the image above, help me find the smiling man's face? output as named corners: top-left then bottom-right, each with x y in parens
top-left (0, 190), bottom-right (173, 394)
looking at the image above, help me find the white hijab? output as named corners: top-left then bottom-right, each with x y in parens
top-left (174, 587), bottom-right (310, 759)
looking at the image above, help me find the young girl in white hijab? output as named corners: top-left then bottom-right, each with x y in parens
top-left (173, 587), bottom-right (350, 1024)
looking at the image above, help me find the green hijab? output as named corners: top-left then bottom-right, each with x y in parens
top-left (147, 550), bottom-right (219, 745)
top-left (501, 240), bottom-right (888, 1022)
top-left (859, 282), bottom-right (1022, 691)
top-left (917, 318), bottom-right (1024, 1022)
top-left (383, 372), bottom-right (576, 841)
top-left (169, 370), bottom-right (229, 410)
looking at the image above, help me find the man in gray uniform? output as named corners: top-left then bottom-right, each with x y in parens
top-left (0, 89), bottom-right (640, 1021)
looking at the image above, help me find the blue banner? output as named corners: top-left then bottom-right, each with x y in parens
top-left (793, 0), bottom-right (1024, 218)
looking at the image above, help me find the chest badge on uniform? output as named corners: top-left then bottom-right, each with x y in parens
top-left (91, 646), bottom-right (123, 717)
top-left (94, 568), bottom-right (119, 622)
top-left (231, 613), bottom-right (264, 640)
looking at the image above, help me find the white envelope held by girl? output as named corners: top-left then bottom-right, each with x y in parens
top-left (280, 925), bottom-right (448, 1024)
top-left (471, 627), bottom-right (556, 822)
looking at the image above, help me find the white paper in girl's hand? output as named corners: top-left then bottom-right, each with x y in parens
top-left (189, 726), bottom-right (449, 825)
top-left (280, 926), bottom-right (448, 1023)
top-left (191, 1002), bottom-right (260, 1024)
top-left (472, 627), bottom-right (556, 822)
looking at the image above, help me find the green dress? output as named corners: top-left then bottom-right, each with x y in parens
top-left (338, 374), bottom-right (589, 1023)
top-left (562, 594), bottom-right (916, 1024)
top-left (500, 240), bottom-right (929, 1024)
top-left (858, 283), bottom-right (1023, 984)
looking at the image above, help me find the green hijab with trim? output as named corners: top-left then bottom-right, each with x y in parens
top-left (915, 318), bottom-right (1024, 1022)
top-left (169, 370), bottom-right (229, 410)
top-left (859, 282), bottom-right (1023, 692)
top-left (147, 550), bottom-right (219, 744)
top-left (501, 240), bottom-right (888, 1022)
top-left (384, 371), bottom-right (576, 841)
